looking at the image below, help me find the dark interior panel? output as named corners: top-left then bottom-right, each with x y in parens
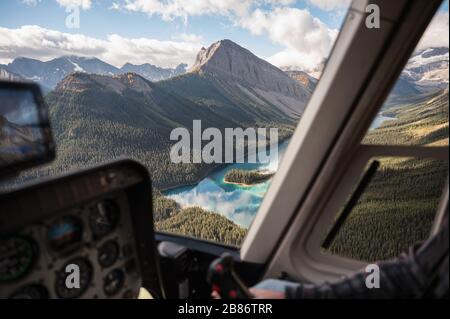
top-left (0, 160), bottom-right (162, 299)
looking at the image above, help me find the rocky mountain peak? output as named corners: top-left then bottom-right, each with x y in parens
top-left (189, 39), bottom-right (311, 105)
top-left (189, 39), bottom-right (253, 73)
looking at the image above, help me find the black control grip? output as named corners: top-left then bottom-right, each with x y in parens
top-left (206, 253), bottom-right (253, 299)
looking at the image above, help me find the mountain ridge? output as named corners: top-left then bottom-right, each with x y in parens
top-left (403, 46), bottom-right (449, 90)
top-left (40, 39), bottom-right (306, 190)
top-left (0, 56), bottom-right (188, 89)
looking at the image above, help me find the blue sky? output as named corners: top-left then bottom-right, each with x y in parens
top-left (0, 0), bottom-right (448, 70)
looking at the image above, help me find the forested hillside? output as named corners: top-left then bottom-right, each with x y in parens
top-left (155, 88), bottom-right (448, 248)
top-left (7, 71), bottom-right (295, 191)
top-left (155, 206), bottom-right (246, 246)
top-left (327, 89), bottom-right (448, 261)
top-left (1, 41), bottom-right (305, 247)
top-left (158, 72), bottom-right (299, 125)
top-left (5, 69), bottom-right (296, 246)
top-left (152, 189), bottom-right (246, 245)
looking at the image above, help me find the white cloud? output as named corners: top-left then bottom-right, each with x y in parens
top-left (306, 0), bottom-right (351, 11)
top-left (417, 11), bottom-right (449, 50)
top-left (115, 1), bottom-right (341, 71)
top-left (22, 0), bottom-right (92, 10)
top-left (172, 33), bottom-right (204, 43)
top-left (56, 0), bottom-right (92, 10)
top-left (103, 34), bottom-right (202, 67)
top-left (240, 7), bottom-right (338, 71)
top-left (116, 0), bottom-right (299, 21)
top-left (0, 25), bottom-right (202, 68)
top-left (10, 1), bottom-right (348, 71)
top-left (265, 0), bottom-right (296, 5)
top-left (120, 0), bottom-right (253, 21)
top-left (109, 2), bottom-right (121, 10)
top-left (267, 50), bottom-right (321, 72)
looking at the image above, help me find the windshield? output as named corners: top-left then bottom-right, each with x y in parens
top-left (0, 0), bottom-right (353, 246)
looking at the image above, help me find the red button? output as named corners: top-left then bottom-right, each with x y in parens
top-left (215, 264), bottom-right (224, 273)
top-left (212, 284), bottom-right (221, 292)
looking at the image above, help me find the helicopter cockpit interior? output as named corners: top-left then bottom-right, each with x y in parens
top-left (0, 81), bottom-right (261, 299)
top-left (0, 83), bottom-right (159, 299)
top-left (0, 0), bottom-right (448, 300)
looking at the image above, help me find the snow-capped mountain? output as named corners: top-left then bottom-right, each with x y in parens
top-left (121, 63), bottom-right (187, 82)
top-left (282, 46), bottom-right (448, 99)
top-left (402, 47), bottom-right (449, 90)
top-left (0, 56), bottom-right (187, 90)
top-left (0, 56), bottom-right (119, 90)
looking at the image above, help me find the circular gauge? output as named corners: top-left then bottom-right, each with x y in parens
top-left (55, 257), bottom-right (93, 299)
top-left (98, 240), bottom-right (119, 268)
top-left (10, 284), bottom-right (49, 299)
top-left (89, 200), bottom-right (120, 238)
top-left (47, 216), bottom-right (83, 252)
top-left (103, 268), bottom-right (125, 296)
top-left (0, 235), bottom-right (38, 282)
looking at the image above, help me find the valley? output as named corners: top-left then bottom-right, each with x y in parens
top-left (2, 40), bottom-right (305, 246)
top-left (0, 39), bottom-right (448, 249)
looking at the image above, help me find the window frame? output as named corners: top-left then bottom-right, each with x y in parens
top-left (302, 145), bottom-right (448, 272)
top-left (239, 0), bottom-right (446, 284)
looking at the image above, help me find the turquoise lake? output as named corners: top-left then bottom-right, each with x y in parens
top-left (164, 140), bottom-right (290, 228)
top-left (164, 114), bottom-right (393, 228)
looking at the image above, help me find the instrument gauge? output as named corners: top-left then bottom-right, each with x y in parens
top-left (10, 284), bottom-right (49, 299)
top-left (0, 235), bottom-right (38, 282)
top-left (47, 216), bottom-right (83, 252)
top-left (89, 199), bottom-right (120, 238)
top-left (98, 240), bottom-right (119, 268)
top-left (103, 268), bottom-right (125, 296)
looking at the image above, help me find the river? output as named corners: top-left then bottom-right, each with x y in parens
top-left (163, 140), bottom-right (290, 228)
top-left (370, 114), bottom-right (396, 130)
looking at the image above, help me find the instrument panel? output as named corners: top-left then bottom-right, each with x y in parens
top-left (0, 193), bottom-right (139, 299)
top-left (0, 161), bottom-right (160, 299)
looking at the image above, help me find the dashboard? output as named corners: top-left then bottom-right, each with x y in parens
top-left (0, 161), bottom-right (162, 299)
